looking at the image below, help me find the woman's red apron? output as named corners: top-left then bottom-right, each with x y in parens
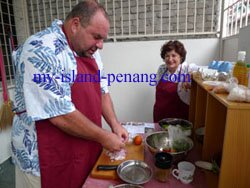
top-left (153, 69), bottom-right (189, 122)
top-left (36, 56), bottom-right (102, 188)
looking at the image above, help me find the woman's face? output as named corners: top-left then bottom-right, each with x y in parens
top-left (164, 50), bottom-right (182, 73)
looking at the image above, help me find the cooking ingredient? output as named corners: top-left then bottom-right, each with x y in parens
top-left (134, 135), bottom-right (143, 145)
top-left (154, 152), bottom-right (173, 182)
top-left (155, 167), bottom-right (171, 182)
top-left (172, 139), bottom-right (190, 152)
top-left (161, 123), bottom-right (191, 131)
top-left (177, 124), bottom-right (191, 131)
top-left (161, 124), bottom-right (169, 130)
top-left (106, 148), bottom-right (127, 161)
top-left (163, 147), bottom-right (171, 152)
top-left (227, 86), bottom-right (249, 102)
top-left (195, 160), bottom-right (220, 174)
top-left (233, 51), bottom-right (248, 86)
top-left (195, 161), bottom-right (212, 170)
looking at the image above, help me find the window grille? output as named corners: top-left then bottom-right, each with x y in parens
top-left (223, 0), bottom-right (250, 37)
top-left (1, 0), bottom-right (223, 87)
top-left (26, 0), bottom-right (220, 41)
top-left (99, 0), bottom-right (220, 41)
top-left (0, 0), bottom-right (29, 87)
top-left (0, 0), bottom-right (17, 86)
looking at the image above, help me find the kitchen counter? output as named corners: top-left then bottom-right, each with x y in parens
top-left (82, 124), bottom-right (210, 188)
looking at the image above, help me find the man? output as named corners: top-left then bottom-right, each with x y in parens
top-left (11, 1), bottom-right (128, 188)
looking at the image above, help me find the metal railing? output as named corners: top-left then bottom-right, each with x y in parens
top-left (222, 0), bottom-right (250, 37)
top-left (99, 0), bottom-right (220, 40)
top-left (1, 0), bottom-right (222, 87)
top-left (26, 0), bottom-right (220, 40)
top-left (0, 0), bottom-right (28, 86)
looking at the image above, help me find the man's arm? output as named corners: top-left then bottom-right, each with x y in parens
top-left (101, 93), bottom-right (128, 142)
top-left (49, 110), bottom-right (125, 151)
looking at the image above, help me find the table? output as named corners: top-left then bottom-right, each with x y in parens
top-left (82, 125), bottom-right (209, 188)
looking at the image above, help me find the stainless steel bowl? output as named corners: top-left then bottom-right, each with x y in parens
top-left (111, 184), bottom-right (144, 188)
top-left (145, 131), bottom-right (193, 163)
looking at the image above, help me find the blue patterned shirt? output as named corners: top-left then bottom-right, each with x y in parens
top-left (11, 20), bottom-right (108, 176)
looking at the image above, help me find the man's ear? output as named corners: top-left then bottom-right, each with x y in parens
top-left (71, 17), bottom-right (81, 34)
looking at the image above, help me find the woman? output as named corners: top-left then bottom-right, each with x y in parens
top-left (153, 40), bottom-right (191, 122)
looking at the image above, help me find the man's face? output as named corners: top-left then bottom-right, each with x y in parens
top-left (71, 11), bottom-right (110, 57)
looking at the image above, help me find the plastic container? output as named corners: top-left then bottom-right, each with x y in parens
top-left (233, 51), bottom-right (248, 86)
top-left (154, 152), bottom-right (173, 182)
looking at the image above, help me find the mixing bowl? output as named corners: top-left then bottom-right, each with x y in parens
top-left (145, 131), bottom-right (193, 163)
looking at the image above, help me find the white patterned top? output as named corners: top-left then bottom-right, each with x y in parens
top-left (11, 20), bottom-right (108, 176)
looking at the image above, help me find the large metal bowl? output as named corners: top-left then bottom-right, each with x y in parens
top-left (145, 131), bottom-right (193, 163)
top-left (158, 118), bottom-right (193, 136)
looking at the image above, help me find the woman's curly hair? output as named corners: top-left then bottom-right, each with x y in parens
top-left (160, 40), bottom-right (187, 63)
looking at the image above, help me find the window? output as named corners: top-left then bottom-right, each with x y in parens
top-left (223, 0), bottom-right (250, 37)
top-left (0, 0), bottom-right (17, 85)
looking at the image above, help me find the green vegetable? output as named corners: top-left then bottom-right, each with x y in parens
top-left (161, 124), bottom-right (169, 130)
top-left (172, 139), bottom-right (190, 152)
top-left (180, 125), bottom-right (191, 131)
top-left (195, 160), bottom-right (220, 174)
top-left (211, 160), bottom-right (220, 174)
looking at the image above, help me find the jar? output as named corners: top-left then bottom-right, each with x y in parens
top-left (154, 152), bottom-right (173, 182)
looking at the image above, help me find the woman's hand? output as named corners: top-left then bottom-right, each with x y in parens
top-left (182, 82), bottom-right (191, 91)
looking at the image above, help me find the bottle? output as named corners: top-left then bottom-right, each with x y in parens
top-left (247, 64), bottom-right (250, 89)
top-left (154, 152), bottom-right (173, 182)
top-left (233, 51), bottom-right (248, 86)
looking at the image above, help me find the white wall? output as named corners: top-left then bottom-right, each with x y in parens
top-left (100, 38), bottom-right (219, 128)
top-left (238, 25), bottom-right (250, 63)
top-left (222, 36), bottom-right (239, 62)
top-left (222, 25), bottom-right (250, 62)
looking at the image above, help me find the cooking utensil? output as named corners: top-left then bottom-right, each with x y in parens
top-left (110, 184), bottom-right (143, 188)
top-left (145, 131), bottom-right (193, 163)
top-left (97, 160), bottom-right (152, 185)
top-left (97, 165), bottom-right (118, 170)
top-left (117, 160), bottom-right (152, 185)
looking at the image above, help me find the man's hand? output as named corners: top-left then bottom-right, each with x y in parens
top-left (101, 131), bottom-right (126, 151)
top-left (112, 122), bottom-right (129, 143)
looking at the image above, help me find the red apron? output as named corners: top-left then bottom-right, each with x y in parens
top-left (36, 56), bottom-right (102, 188)
top-left (153, 69), bottom-right (189, 122)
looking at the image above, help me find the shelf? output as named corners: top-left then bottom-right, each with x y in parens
top-left (189, 76), bottom-right (250, 188)
top-left (192, 75), bottom-right (250, 110)
top-left (205, 171), bottom-right (219, 188)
